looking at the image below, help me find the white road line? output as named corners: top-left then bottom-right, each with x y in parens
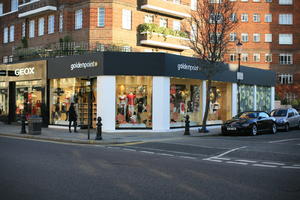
top-left (206, 159), bottom-right (222, 163)
top-left (122, 148), bottom-right (136, 152)
top-left (226, 161), bottom-right (248, 165)
top-left (262, 162), bottom-right (285, 166)
top-left (282, 166), bottom-right (300, 169)
top-left (269, 138), bottom-right (300, 144)
top-left (253, 164), bottom-right (277, 168)
top-left (179, 156), bottom-right (196, 160)
top-left (157, 153), bottom-right (175, 157)
top-left (236, 159), bottom-right (257, 163)
top-left (213, 146), bottom-right (247, 158)
top-left (213, 157), bottom-right (230, 161)
top-left (293, 165), bottom-right (300, 167)
top-left (140, 151), bottom-right (155, 154)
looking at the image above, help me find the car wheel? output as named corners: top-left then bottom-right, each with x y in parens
top-left (284, 123), bottom-right (289, 132)
top-left (271, 123), bottom-right (277, 134)
top-left (251, 124), bottom-right (257, 136)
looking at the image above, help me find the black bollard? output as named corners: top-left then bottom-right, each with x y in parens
top-left (21, 114), bottom-right (26, 134)
top-left (184, 115), bottom-right (190, 135)
top-left (95, 117), bottom-right (102, 140)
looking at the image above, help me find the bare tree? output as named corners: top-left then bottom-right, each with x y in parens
top-left (184, 0), bottom-right (238, 132)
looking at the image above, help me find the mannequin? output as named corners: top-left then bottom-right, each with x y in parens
top-left (118, 92), bottom-right (127, 122)
top-left (127, 91), bottom-right (136, 117)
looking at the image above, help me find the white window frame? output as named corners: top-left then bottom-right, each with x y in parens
top-left (59, 13), bottom-right (63, 32)
top-left (265, 34), bottom-right (272, 42)
top-left (48, 15), bottom-right (54, 34)
top-left (241, 53), bottom-right (248, 62)
top-left (98, 8), bottom-right (105, 27)
top-left (279, 14), bottom-right (293, 25)
top-left (122, 9), bottom-right (132, 30)
top-left (29, 20), bottom-right (35, 38)
top-left (279, 34), bottom-right (293, 45)
top-left (144, 15), bottom-right (154, 24)
top-left (229, 32), bottom-right (237, 41)
top-left (253, 14), bottom-right (260, 22)
top-left (38, 17), bottom-right (45, 36)
top-left (11, 0), bottom-right (18, 12)
top-left (265, 14), bottom-right (272, 22)
top-left (279, 53), bottom-right (293, 65)
top-left (278, 74), bottom-right (293, 84)
top-left (160, 18), bottom-right (168, 28)
top-left (241, 33), bottom-right (248, 42)
top-left (0, 3), bottom-right (3, 15)
top-left (253, 33), bottom-right (260, 42)
top-left (3, 56), bottom-right (8, 64)
top-left (173, 20), bottom-right (181, 31)
top-left (9, 25), bottom-right (14, 42)
top-left (230, 54), bottom-right (236, 62)
top-left (75, 9), bottom-right (83, 30)
top-left (279, 0), bottom-right (293, 5)
top-left (241, 14), bottom-right (248, 22)
top-left (265, 54), bottom-right (272, 62)
top-left (253, 53), bottom-right (260, 62)
top-left (191, 0), bottom-right (197, 11)
top-left (3, 27), bottom-right (8, 43)
top-left (22, 22), bottom-right (26, 38)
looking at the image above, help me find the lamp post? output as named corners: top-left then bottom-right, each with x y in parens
top-left (236, 41), bottom-right (243, 114)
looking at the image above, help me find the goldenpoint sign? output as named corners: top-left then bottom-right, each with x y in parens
top-left (70, 61), bottom-right (99, 71)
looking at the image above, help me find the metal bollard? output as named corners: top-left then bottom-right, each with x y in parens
top-left (184, 115), bottom-right (190, 135)
top-left (21, 114), bottom-right (26, 134)
top-left (95, 117), bottom-right (102, 140)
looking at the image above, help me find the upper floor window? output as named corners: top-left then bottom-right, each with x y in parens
top-left (173, 20), bottom-right (181, 31)
top-left (279, 14), bottom-right (293, 25)
top-left (265, 34), bottom-right (272, 42)
top-left (229, 32), bottom-right (237, 41)
top-left (9, 25), bottom-right (14, 42)
top-left (191, 0), bottom-right (197, 11)
top-left (265, 14), bottom-right (272, 22)
top-left (278, 74), bottom-right (293, 84)
top-left (279, 0), bottom-right (293, 5)
top-left (144, 14), bottom-right (154, 24)
top-left (3, 27), bottom-right (8, 43)
top-left (75, 9), bottom-right (83, 30)
top-left (241, 14), bottom-right (248, 22)
top-left (173, 0), bottom-right (181, 4)
top-left (209, 0), bottom-right (222, 3)
top-left (59, 13), bottom-right (63, 32)
top-left (210, 13), bottom-right (222, 24)
top-left (230, 13), bottom-right (237, 22)
top-left (11, 0), bottom-right (18, 12)
top-left (210, 33), bottom-right (221, 44)
top-left (48, 15), bottom-right (55, 34)
top-left (253, 33), bottom-right (260, 42)
top-left (241, 53), bottom-right (248, 62)
top-left (253, 53), bottom-right (260, 62)
top-left (265, 54), bottom-right (272, 62)
top-left (38, 17), bottom-right (45, 36)
top-left (29, 20), bottom-right (35, 38)
top-left (190, 23), bottom-right (197, 41)
top-left (98, 8), bottom-right (105, 27)
top-left (0, 3), bottom-right (3, 15)
top-left (279, 53), bottom-right (293, 65)
top-left (253, 0), bottom-right (260, 2)
top-left (22, 22), bottom-right (26, 38)
top-left (253, 14), bottom-right (260, 22)
top-left (122, 9), bottom-right (131, 30)
top-left (229, 54), bottom-right (236, 62)
top-left (3, 56), bottom-right (8, 64)
top-left (265, 0), bottom-right (272, 2)
top-left (160, 18), bottom-right (168, 28)
top-left (279, 34), bottom-right (293, 45)
top-left (241, 0), bottom-right (248, 2)
top-left (241, 33), bottom-right (248, 42)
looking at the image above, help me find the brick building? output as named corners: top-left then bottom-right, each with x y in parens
top-left (0, 0), bottom-right (298, 102)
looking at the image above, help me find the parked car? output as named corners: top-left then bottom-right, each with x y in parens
top-left (221, 111), bottom-right (277, 136)
top-left (270, 108), bottom-right (300, 131)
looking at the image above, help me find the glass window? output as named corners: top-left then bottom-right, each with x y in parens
top-left (38, 18), bottom-right (45, 36)
top-left (259, 112), bottom-right (269, 118)
top-left (22, 22), bottom-right (26, 38)
top-left (3, 27), bottom-right (8, 43)
top-left (265, 34), bottom-right (272, 42)
top-left (265, 14), bottom-right (272, 22)
top-left (98, 8), bottom-right (105, 27)
top-left (59, 13), bottom-right (63, 32)
top-left (122, 9), bottom-right (131, 30)
top-left (173, 20), bottom-right (181, 31)
top-left (253, 14), bottom-right (260, 22)
top-left (11, 0), bottom-right (18, 11)
top-left (160, 18), bottom-right (168, 28)
top-left (230, 32), bottom-right (237, 41)
top-left (241, 53), bottom-right (248, 62)
top-left (144, 15), bottom-right (154, 23)
top-left (116, 76), bottom-right (152, 128)
top-left (29, 20), bottom-right (35, 38)
top-left (279, 34), bottom-right (293, 45)
top-left (48, 15), bottom-right (55, 34)
top-left (239, 84), bottom-right (254, 112)
top-left (279, 14), bottom-right (293, 25)
top-left (0, 82), bottom-right (9, 121)
top-left (253, 33), bottom-right (260, 42)
top-left (279, 53), bottom-right (293, 64)
top-left (279, 0), bottom-right (293, 5)
top-left (265, 54), bottom-right (272, 62)
top-left (9, 25), bottom-right (14, 42)
top-left (241, 33), bottom-right (248, 42)
top-left (253, 53), bottom-right (260, 62)
top-left (75, 9), bottom-right (83, 30)
top-left (0, 3), bottom-right (3, 15)
top-left (170, 78), bottom-right (202, 128)
top-left (191, 0), bottom-right (197, 10)
top-left (208, 81), bottom-right (232, 124)
top-left (241, 14), bottom-right (248, 22)
top-left (256, 86), bottom-right (271, 111)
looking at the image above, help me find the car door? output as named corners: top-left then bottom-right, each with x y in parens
top-left (257, 112), bottom-right (267, 131)
top-left (287, 110), bottom-right (295, 127)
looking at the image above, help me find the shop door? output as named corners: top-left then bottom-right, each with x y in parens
top-left (0, 82), bottom-right (8, 122)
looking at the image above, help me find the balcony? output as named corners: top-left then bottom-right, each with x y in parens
top-left (18, 0), bottom-right (57, 18)
top-left (140, 0), bottom-right (190, 19)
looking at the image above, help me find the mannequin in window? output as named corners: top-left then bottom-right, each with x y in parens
top-left (127, 91), bottom-right (136, 118)
top-left (118, 92), bottom-right (127, 122)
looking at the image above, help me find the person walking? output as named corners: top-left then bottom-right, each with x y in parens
top-left (68, 103), bottom-right (77, 133)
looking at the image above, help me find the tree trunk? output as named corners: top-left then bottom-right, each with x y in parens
top-left (200, 79), bottom-right (212, 132)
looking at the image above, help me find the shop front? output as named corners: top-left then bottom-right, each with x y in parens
top-left (0, 61), bottom-right (47, 125)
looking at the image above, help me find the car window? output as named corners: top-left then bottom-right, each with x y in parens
top-left (259, 112), bottom-right (269, 118)
top-left (239, 112), bottom-right (257, 119)
top-left (288, 111), bottom-right (294, 117)
top-left (293, 109), bottom-right (299, 116)
top-left (271, 109), bottom-right (287, 117)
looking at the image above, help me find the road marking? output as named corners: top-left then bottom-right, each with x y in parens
top-left (236, 159), bottom-right (257, 163)
top-left (205, 159), bottom-right (222, 163)
top-left (282, 166), bottom-right (300, 169)
top-left (140, 151), bottom-right (155, 154)
top-left (253, 164), bottom-right (277, 168)
top-left (213, 157), bottom-right (230, 161)
top-left (269, 138), bottom-right (300, 144)
top-left (122, 148), bottom-right (137, 152)
top-left (293, 165), bottom-right (300, 167)
top-left (226, 161), bottom-right (248, 165)
top-left (179, 156), bottom-right (196, 160)
top-left (157, 153), bottom-right (175, 157)
top-left (213, 146), bottom-right (247, 158)
top-left (262, 162), bottom-right (285, 166)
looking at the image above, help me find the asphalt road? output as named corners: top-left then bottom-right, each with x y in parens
top-left (0, 129), bottom-right (300, 200)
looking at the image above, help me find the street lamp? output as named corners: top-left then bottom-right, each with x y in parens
top-left (236, 41), bottom-right (243, 114)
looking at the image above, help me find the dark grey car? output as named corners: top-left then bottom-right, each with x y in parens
top-left (270, 108), bottom-right (300, 131)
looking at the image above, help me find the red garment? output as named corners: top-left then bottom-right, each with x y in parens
top-left (127, 93), bottom-right (136, 105)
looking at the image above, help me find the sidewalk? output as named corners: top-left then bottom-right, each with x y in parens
top-left (0, 122), bottom-right (222, 145)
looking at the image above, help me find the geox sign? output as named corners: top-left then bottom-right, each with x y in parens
top-left (14, 67), bottom-right (35, 76)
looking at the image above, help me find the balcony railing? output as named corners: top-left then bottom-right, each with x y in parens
top-left (140, 0), bottom-right (191, 18)
top-left (12, 42), bottom-right (135, 62)
top-left (18, 0), bottom-right (57, 18)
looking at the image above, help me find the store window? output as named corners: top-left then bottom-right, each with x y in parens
top-left (256, 86), bottom-right (271, 111)
top-left (50, 78), bottom-right (97, 128)
top-left (170, 78), bottom-right (202, 128)
top-left (0, 82), bottom-right (8, 121)
top-left (208, 81), bottom-right (232, 124)
top-left (239, 84), bottom-right (254, 112)
top-left (116, 76), bottom-right (152, 128)
top-left (15, 80), bottom-right (44, 121)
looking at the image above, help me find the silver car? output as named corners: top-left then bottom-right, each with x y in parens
top-left (270, 108), bottom-right (300, 131)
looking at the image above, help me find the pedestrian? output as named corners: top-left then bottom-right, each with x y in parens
top-left (67, 103), bottom-right (77, 133)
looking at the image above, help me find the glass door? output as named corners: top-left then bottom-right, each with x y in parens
top-left (0, 82), bottom-right (8, 122)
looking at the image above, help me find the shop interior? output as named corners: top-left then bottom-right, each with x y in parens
top-left (0, 82), bottom-right (8, 121)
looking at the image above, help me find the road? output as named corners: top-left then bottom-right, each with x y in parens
top-left (0, 129), bottom-right (300, 200)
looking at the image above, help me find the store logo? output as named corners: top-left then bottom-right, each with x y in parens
top-left (14, 67), bottom-right (35, 76)
top-left (70, 61), bottom-right (98, 71)
top-left (177, 63), bottom-right (199, 72)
